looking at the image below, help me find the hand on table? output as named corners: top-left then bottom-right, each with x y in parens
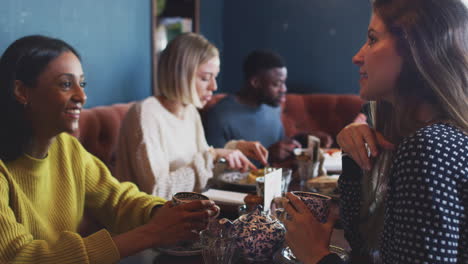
top-left (284, 192), bottom-right (337, 264)
top-left (235, 140), bottom-right (269, 165)
top-left (336, 123), bottom-right (395, 171)
top-left (268, 138), bottom-right (301, 163)
top-left (149, 200), bottom-right (218, 247)
top-left (214, 148), bottom-right (256, 172)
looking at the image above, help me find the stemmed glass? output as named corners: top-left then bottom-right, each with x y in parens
top-left (200, 224), bottom-right (237, 264)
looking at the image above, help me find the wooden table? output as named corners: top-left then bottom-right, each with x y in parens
top-left (119, 168), bottom-right (348, 264)
top-left (120, 228), bottom-right (349, 264)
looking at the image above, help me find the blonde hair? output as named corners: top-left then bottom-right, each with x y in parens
top-left (157, 33), bottom-right (219, 108)
top-left (360, 0), bottom-right (468, 253)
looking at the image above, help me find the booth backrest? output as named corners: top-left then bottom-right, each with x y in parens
top-left (74, 94), bottom-right (364, 169)
top-left (201, 93), bottom-right (364, 139)
top-left (281, 94), bottom-right (364, 139)
top-left (72, 102), bottom-right (133, 172)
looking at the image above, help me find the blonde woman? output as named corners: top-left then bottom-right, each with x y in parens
top-left (116, 33), bottom-right (268, 200)
top-left (284, 0), bottom-right (468, 263)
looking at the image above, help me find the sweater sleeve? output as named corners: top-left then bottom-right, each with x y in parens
top-left (224, 140), bottom-right (239, 149)
top-left (0, 134), bottom-right (165, 264)
top-left (338, 155), bottom-right (366, 255)
top-left (115, 101), bottom-right (214, 200)
top-left (82, 153), bottom-right (166, 234)
top-left (0, 167), bottom-right (119, 264)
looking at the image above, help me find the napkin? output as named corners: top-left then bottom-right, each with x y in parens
top-left (202, 189), bottom-right (247, 205)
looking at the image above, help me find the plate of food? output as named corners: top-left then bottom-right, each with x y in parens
top-left (307, 175), bottom-right (340, 199)
top-left (217, 168), bottom-right (267, 190)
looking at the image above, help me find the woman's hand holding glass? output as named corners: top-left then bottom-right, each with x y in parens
top-left (336, 123), bottom-right (395, 171)
top-left (148, 200), bottom-right (218, 247)
top-left (235, 140), bottom-right (269, 166)
top-left (214, 148), bottom-right (256, 172)
top-left (284, 192), bottom-right (336, 264)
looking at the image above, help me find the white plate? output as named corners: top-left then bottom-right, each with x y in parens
top-left (217, 171), bottom-right (255, 190)
top-left (273, 246), bottom-right (300, 264)
top-left (156, 241), bottom-right (202, 256)
top-left (274, 245), bottom-right (349, 263)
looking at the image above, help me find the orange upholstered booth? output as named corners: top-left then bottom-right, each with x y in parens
top-left (73, 93), bottom-right (364, 170)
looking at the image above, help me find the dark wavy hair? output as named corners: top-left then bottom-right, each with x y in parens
top-left (0, 35), bottom-right (80, 161)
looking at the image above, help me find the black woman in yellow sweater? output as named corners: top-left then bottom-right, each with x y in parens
top-left (0, 35), bottom-right (218, 263)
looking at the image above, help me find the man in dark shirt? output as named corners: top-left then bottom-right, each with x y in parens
top-left (203, 50), bottom-right (331, 164)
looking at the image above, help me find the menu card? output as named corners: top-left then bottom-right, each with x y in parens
top-left (263, 168), bottom-right (282, 212)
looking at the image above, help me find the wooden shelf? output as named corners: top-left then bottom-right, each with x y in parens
top-left (158, 0), bottom-right (199, 32)
top-left (151, 0), bottom-right (200, 94)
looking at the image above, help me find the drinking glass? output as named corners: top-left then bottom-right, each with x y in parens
top-left (281, 168), bottom-right (292, 194)
top-left (270, 196), bottom-right (289, 223)
top-left (256, 169), bottom-right (292, 196)
top-left (297, 160), bottom-right (319, 191)
top-left (200, 229), bottom-right (237, 264)
top-left (255, 176), bottom-right (265, 197)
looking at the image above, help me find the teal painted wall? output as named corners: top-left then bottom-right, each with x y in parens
top-left (0, 0), bottom-right (152, 108)
top-left (0, 0), bottom-right (372, 108)
top-left (200, 0), bottom-right (225, 88)
top-left (202, 0), bottom-right (371, 95)
top-left (200, 0), bottom-right (224, 52)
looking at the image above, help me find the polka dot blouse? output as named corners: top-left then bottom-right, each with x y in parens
top-left (339, 123), bottom-right (467, 264)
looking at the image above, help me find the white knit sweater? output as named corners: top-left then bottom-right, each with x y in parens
top-left (115, 97), bottom-right (214, 200)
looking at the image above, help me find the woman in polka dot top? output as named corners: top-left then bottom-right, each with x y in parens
top-left (283, 0), bottom-right (468, 263)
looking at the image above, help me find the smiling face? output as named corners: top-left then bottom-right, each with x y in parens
top-left (352, 14), bottom-right (403, 103)
top-left (195, 56), bottom-right (220, 107)
top-left (255, 67), bottom-right (287, 107)
top-left (23, 51), bottom-right (87, 138)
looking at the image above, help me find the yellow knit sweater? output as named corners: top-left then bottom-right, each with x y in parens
top-left (0, 133), bottom-right (166, 263)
